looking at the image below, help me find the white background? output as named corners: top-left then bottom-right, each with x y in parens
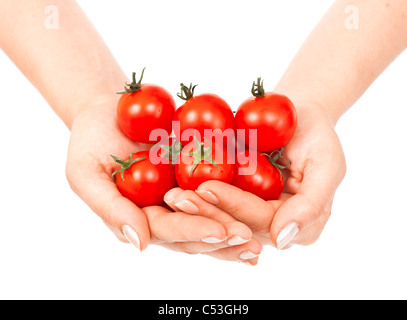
top-left (1, 0), bottom-right (407, 300)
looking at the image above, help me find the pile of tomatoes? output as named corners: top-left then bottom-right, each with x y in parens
top-left (112, 69), bottom-right (297, 207)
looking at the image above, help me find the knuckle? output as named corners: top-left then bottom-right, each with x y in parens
top-left (303, 196), bottom-right (331, 222)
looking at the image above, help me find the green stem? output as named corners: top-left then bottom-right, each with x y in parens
top-left (262, 148), bottom-right (291, 180)
top-left (111, 154), bottom-right (146, 181)
top-left (117, 68), bottom-right (146, 94)
top-left (155, 140), bottom-right (182, 164)
top-left (177, 83), bottom-right (198, 101)
top-left (186, 133), bottom-right (219, 176)
top-left (251, 77), bottom-right (265, 98)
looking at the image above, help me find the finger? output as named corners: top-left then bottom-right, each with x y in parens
top-left (142, 206), bottom-right (228, 244)
top-left (158, 239), bottom-right (259, 256)
top-left (164, 188), bottom-right (200, 214)
top-left (203, 238), bottom-right (263, 265)
top-left (196, 181), bottom-right (280, 232)
top-left (164, 188), bottom-right (253, 245)
top-left (66, 168), bottom-right (151, 251)
top-left (270, 156), bottom-right (345, 250)
top-left (280, 198), bottom-right (333, 249)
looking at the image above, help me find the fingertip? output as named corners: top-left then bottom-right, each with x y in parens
top-left (164, 187), bottom-right (183, 204)
top-left (224, 221), bottom-right (253, 245)
top-left (171, 190), bottom-right (201, 214)
top-left (104, 196), bottom-right (151, 251)
top-left (122, 224), bottom-right (142, 251)
top-left (240, 257), bottom-right (259, 266)
top-left (197, 180), bottom-right (236, 194)
top-left (195, 189), bottom-right (219, 205)
top-left (275, 221), bottom-right (300, 250)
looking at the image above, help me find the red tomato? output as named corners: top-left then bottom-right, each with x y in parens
top-left (175, 135), bottom-right (235, 191)
top-left (111, 150), bottom-right (175, 207)
top-left (117, 69), bottom-right (176, 144)
top-left (233, 149), bottom-right (285, 201)
top-left (173, 83), bottom-right (235, 146)
top-left (235, 78), bottom-right (297, 153)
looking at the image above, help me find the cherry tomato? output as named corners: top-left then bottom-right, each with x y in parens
top-left (235, 78), bottom-right (297, 152)
top-left (117, 69), bottom-right (176, 144)
top-left (111, 150), bottom-right (175, 207)
top-left (175, 135), bottom-right (235, 191)
top-left (173, 83), bottom-right (235, 146)
top-left (233, 149), bottom-right (286, 201)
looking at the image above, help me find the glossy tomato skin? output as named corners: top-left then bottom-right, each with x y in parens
top-left (233, 150), bottom-right (283, 201)
top-left (115, 150), bottom-right (175, 207)
top-left (117, 84), bottom-right (176, 144)
top-left (175, 141), bottom-right (235, 191)
top-left (173, 94), bottom-right (235, 145)
top-left (235, 93), bottom-right (297, 153)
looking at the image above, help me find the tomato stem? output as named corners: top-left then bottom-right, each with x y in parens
top-left (117, 68), bottom-right (146, 94)
top-left (263, 148), bottom-right (291, 180)
top-left (177, 83), bottom-right (198, 101)
top-left (251, 77), bottom-right (265, 98)
top-left (155, 140), bottom-right (182, 164)
top-left (185, 132), bottom-right (219, 176)
top-left (111, 153), bottom-right (147, 181)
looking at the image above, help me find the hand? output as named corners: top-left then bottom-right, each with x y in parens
top-left (65, 101), bottom-right (152, 250)
top-left (142, 205), bottom-right (262, 265)
top-left (165, 104), bottom-right (346, 249)
top-left (65, 101), bottom-right (261, 264)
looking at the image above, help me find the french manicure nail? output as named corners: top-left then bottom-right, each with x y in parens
top-left (122, 225), bottom-right (141, 251)
top-left (195, 189), bottom-right (219, 205)
top-left (201, 237), bottom-right (226, 244)
top-left (239, 251), bottom-right (259, 260)
top-left (174, 200), bottom-right (199, 214)
top-left (228, 236), bottom-right (250, 246)
top-left (276, 222), bottom-right (299, 250)
top-left (164, 190), bottom-right (176, 204)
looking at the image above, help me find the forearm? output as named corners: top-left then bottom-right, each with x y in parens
top-left (274, 0), bottom-right (407, 125)
top-left (0, 0), bottom-right (125, 129)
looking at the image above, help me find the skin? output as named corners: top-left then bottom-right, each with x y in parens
top-left (1, 0), bottom-right (407, 263)
top-left (0, 0), bottom-right (257, 263)
top-left (165, 0), bottom-right (407, 252)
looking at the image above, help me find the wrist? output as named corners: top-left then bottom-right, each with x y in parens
top-left (64, 93), bottom-right (120, 130)
top-left (273, 88), bottom-right (343, 127)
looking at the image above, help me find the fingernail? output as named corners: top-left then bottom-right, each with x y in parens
top-left (228, 236), bottom-right (250, 246)
top-left (122, 225), bottom-right (141, 251)
top-left (195, 189), bottom-right (219, 205)
top-left (239, 251), bottom-right (259, 260)
top-left (276, 222), bottom-right (299, 250)
top-left (174, 200), bottom-right (199, 214)
top-left (201, 236), bottom-right (226, 244)
top-left (239, 258), bottom-right (259, 266)
top-left (164, 189), bottom-right (177, 204)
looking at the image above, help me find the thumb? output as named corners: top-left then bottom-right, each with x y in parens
top-left (271, 159), bottom-right (345, 250)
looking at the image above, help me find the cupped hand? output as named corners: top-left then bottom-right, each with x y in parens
top-left (165, 104), bottom-right (347, 250)
top-left (66, 101), bottom-right (152, 250)
top-left (142, 205), bottom-right (262, 265)
top-left (65, 101), bottom-right (261, 263)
